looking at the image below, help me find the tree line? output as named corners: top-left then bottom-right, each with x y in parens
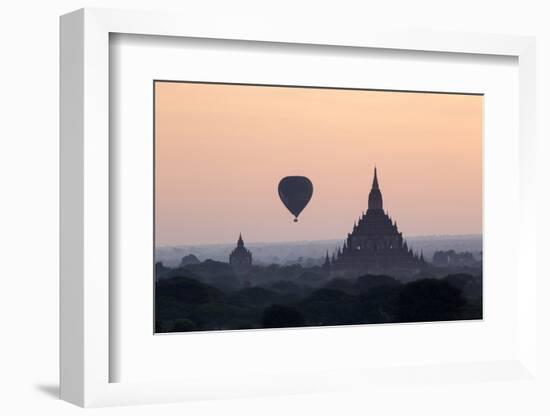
top-left (155, 272), bottom-right (482, 332)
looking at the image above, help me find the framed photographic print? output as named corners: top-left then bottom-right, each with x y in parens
top-left (60, 8), bottom-right (539, 408)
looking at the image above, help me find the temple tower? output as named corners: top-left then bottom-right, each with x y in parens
top-left (229, 233), bottom-right (253, 274)
top-left (331, 167), bottom-right (426, 277)
top-left (368, 167), bottom-right (383, 211)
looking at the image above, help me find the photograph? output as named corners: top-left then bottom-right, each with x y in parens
top-left (154, 81), bottom-right (483, 333)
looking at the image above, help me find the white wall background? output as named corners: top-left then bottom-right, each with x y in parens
top-left (1, 1), bottom-right (548, 415)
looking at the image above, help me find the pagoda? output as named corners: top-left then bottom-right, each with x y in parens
top-left (229, 233), bottom-right (253, 274)
top-left (329, 167), bottom-right (426, 277)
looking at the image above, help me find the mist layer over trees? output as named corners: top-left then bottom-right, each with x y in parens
top-left (156, 235), bottom-right (482, 268)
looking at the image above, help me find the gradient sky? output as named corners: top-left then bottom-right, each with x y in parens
top-left (155, 82), bottom-right (482, 246)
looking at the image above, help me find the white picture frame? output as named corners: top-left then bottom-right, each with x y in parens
top-left (60, 7), bottom-right (538, 408)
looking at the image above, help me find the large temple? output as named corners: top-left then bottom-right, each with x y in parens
top-left (325, 167), bottom-right (426, 278)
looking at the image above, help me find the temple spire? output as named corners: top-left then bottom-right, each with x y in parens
top-left (372, 166), bottom-right (379, 190)
top-left (368, 166), bottom-right (383, 210)
top-left (229, 233), bottom-right (253, 275)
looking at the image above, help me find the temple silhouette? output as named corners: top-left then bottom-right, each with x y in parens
top-left (229, 233), bottom-right (253, 272)
top-left (325, 167), bottom-right (426, 277)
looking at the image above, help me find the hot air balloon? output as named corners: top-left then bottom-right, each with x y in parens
top-left (278, 176), bottom-right (313, 222)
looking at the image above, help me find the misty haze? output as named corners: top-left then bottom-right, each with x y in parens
top-left (156, 234), bottom-right (482, 268)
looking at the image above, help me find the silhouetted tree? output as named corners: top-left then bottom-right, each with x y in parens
top-left (397, 278), bottom-right (466, 322)
top-left (190, 302), bottom-right (251, 329)
top-left (358, 284), bottom-right (403, 323)
top-left (443, 274), bottom-right (482, 319)
top-left (173, 318), bottom-right (197, 332)
top-left (262, 304), bottom-right (305, 328)
top-left (299, 270), bottom-right (325, 285)
top-left (155, 262), bottom-right (169, 280)
top-left (270, 280), bottom-right (301, 294)
top-left (300, 289), bottom-right (361, 326)
top-left (444, 274), bottom-right (482, 300)
top-left (324, 278), bottom-right (356, 294)
top-left (156, 276), bottom-right (225, 304)
top-left (356, 274), bottom-right (401, 293)
top-left (179, 254), bottom-right (201, 267)
top-left (229, 287), bottom-right (278, 307)
top-left (155, 320), bottom-right (164, 333)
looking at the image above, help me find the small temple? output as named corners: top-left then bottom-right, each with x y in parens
top-left (327, 167), bottom-right (426, 277)
top-left (229, 233), bottom-right (253, 275)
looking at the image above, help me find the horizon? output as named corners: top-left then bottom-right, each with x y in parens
top-left (156, 233), bottom-right (483, 249)
top-left (155, 233), bottom-right (482, 269)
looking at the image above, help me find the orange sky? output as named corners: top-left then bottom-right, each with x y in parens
top-left (155, 82), bottom-right (482, 246)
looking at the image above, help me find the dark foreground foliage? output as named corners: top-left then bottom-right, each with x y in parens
top-left (155, 271), bottom-right (482, 332)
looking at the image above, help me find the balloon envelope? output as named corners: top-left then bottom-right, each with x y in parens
top-left (278, 176), bottom-right (313, 222)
